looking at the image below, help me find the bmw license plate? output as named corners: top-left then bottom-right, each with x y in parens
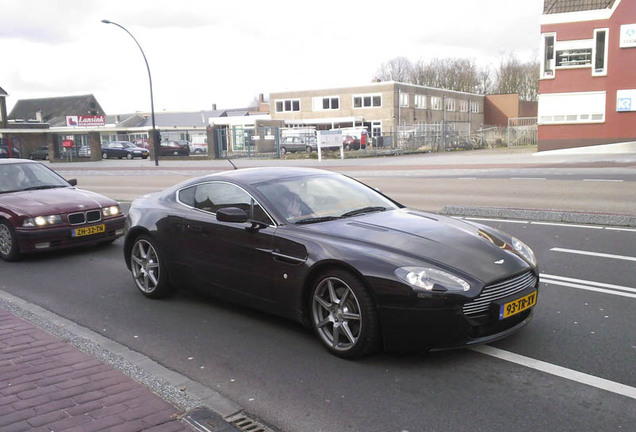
top-left (72, 224), bottom-right (106, 237)
top-left (499, 290), bottom-right (537, 320)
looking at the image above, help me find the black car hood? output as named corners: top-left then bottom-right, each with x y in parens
top-left (300, 209), bottom-right (531, 284)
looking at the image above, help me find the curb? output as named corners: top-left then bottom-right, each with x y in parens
top-left (440, 206), bottom-right (636, 227)
top-left (0, 291), bottom-right (244, 430)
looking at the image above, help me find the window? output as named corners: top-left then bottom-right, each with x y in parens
top-left (178, 182), bottom-right (272, 225)
top-left (538, 92), bottom-right (606, 124)
top-left (414, 94), bottom-right (427, 109)
top-left (445, 98), bottom-right (456, 111)
top-left (399, 92), bottom-right (409, 107)
top-left (353, 94), bottom-right (382, 108)
top-left (459, 100), bottom-right (469, 112)
top-left (275, 99), bottom-right (301, 112)
top-left (471, 101), bottom-right (480, 113)
top-left (593, 28), bottom-right (609, 76)
top-left (312, 96), bottom-right (340, 111)
top-left (541, 33), bottom-right (556, 79)
top-left (431, 96), bottom-right (442, 110)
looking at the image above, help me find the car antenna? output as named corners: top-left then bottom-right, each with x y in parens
top-left (227, 158), bottom-right (238, 170)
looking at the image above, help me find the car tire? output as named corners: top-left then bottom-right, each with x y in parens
top-left (306, 146), bottom-right (312, 153)
top-left (130, 235), bottom-right (175, 299)
top-left (126, 153), bottom-right (133, 160)
top-left (102, 152), bottom-right (108, 159)
top-left (44, 154), bottom-right (49, 160)
top-left (0, 220), bottom-right (20, 262)
top-left (281, 147), bottom-right (287, 155)
top-left (310, 269), bottom-right (380, 359)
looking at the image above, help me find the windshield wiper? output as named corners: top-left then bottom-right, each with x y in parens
top-left (340, 206), bottom-right (387, 218)
top-left (21, 185), bottom-right (66, 191)
top-left (293, 216), bottom-right (342, 225)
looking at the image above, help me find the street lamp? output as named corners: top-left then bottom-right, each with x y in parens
top-left (101, 19), bottom-right (159, 166)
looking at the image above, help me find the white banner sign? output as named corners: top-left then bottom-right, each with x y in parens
top-left (620, 24), bottom-right (636, 48)
top-left (617, 89), bottom-right (636, 112)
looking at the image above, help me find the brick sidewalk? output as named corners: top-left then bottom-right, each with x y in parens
top-left (0, 308), bottom-right (191, 432)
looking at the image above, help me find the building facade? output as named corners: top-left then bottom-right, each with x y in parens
top-left (538, 0), bottom-right (636, 151)
top-left (269, 81), bottom-right (484, 139)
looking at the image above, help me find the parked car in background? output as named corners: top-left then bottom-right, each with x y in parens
top-left (29, 146), bottom-right (50, 160)
top-left (159, 141), bottom-right (190, 156)
top-left (78, 145), bottom-right (91, 158)
top-left (101, 141), bottom-right (149, 160)
top-left (0, 159), bottom-right (125, 261)
top-left (0, 145), bottom-right (22, 159)
top-left (280, 136), bottom-right (317, 154)
top-left (189, 139), bottom-right (208, 154)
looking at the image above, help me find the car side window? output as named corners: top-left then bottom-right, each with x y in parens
top-left (179, 182), bottom-right (272, 225)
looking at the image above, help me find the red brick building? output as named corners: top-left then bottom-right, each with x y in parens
top-left (538, 0), bottom-right (636, 151)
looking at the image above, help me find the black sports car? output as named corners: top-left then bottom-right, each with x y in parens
top-left (124, 167), bottom-right (538, 358)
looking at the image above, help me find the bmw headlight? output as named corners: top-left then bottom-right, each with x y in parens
top-left (23, 215), bottom-right (62, 227)
top-left (102, 205), bottom-right (121, 217)
top-left (511, 237), bottom-right (536, 266)
top-left (395, 267), bottom-right (471, 294)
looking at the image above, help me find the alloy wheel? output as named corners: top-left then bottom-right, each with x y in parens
top-left (312, 276), bottom-right (363, 352)
top-left (131, 238), bottom-right (160, 294)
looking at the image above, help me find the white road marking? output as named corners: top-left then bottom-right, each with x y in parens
top-left (472, 345), bottom-right (636, 401)
top-left (540, 274), bottom-right (636, 299)
top-left (465, 217), bottom-right (529, 224)
top-left (551, 247), bottom-right (636, 262)
top-left (606, 227), bottom-right (636, 233)
top-left (510, 177), bottom-right (547, 180)
top-left (532, 222), bottom-right (604, 229)
top-left (582, 179), bottom-right (624, 182)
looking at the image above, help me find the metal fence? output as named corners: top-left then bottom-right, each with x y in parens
top-left (212, 119), bottom-right (536, 160)
top-left (507, 117), bottom-right (538, 147)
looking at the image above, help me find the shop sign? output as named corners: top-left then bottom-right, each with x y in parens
top-left (66, 115), bottom-right (105, 127)
top-left (617, 89), bottom-right (636, 112)
top-left (620, 24), bottom-right (636, 48)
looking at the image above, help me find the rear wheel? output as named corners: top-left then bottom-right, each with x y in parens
top-left (311, 269), bottom-right (380, 359)
top-left (306, 146), bottom-right (312, 153)
top-left (280, 146), bottom-right (287, 155)
top-left (130, 235), bottom-right (174, 298)
top-left (126, 153), bottom-right (133, 160)
top-left (102, 152), bottom-right (108, 159)
top-left (0, 220), bottom-right (20, 262)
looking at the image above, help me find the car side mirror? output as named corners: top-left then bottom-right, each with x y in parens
top-left (67, 179), bottom-right (78, 186)
top-left (216, 207), bottom-right (248, 223)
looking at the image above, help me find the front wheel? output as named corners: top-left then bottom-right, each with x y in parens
top-left (102, 152), bottom-right (108, 159)
top-left (306, 146), bottom-right (312, 153)
top-left (311, 269), bottom-right (380, 359)
top-left (130, 235), bottom-right (175, 298)
top-left (0, 220), bottom-right (20, 262)
top-left (126, 153), bottom-right (133, 160)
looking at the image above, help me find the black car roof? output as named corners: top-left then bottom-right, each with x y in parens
top-left (203, 167), bottom-right (333, 186)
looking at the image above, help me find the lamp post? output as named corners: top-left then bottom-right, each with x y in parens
top-left (101, 19), bottom-right (159, 166)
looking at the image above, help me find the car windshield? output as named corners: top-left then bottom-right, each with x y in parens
top-left (0, 162), bottom-right (69, 194)
top-left (255, 174), bottom-right (400, 224)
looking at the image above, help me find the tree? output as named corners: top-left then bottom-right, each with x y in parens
top-left (374, 57), bottom-right (414, 83)
top-left (493, 54), bottom-right (539, 101)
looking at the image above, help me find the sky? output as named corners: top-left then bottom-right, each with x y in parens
top-left (0, 0), bottom-right (544, 115)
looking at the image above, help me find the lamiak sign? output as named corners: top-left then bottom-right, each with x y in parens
top-left (65, 115), bottom-right (105, 127)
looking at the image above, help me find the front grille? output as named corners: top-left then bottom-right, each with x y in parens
top-left (463, 271), bottom-right (537, 317)
top-left (68, 210), bottom-right (102, 225)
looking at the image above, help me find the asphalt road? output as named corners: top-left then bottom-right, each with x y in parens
top-left (2, 150), bottom-right (635, 431)
top-left (1, 217), bottom-right (635, 431)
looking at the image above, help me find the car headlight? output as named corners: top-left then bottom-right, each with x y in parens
top-left (511, 237), bottom-right (537, 266)
top-left (395, 267), bottom-right (471, 294)
top-left (23, 215), bottom-right (63, 227)
top-left (102, 205), bottom-right (121, 217)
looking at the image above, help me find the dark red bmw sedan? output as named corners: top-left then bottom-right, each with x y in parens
top-left (0, 159), bottom-right (125, 261)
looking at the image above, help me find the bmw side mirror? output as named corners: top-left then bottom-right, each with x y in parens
top-left (216, 207), bottom-right (249, 223)
top-left (68, 179), bottom-right (78, 186)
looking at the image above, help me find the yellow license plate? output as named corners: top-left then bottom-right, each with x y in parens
top-left (499, 290), bottom-right (537, 320)
top-left (72, 224), bottom-right (106, 237)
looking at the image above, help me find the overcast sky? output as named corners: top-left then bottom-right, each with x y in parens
top-left (1, 0), bottom-right (544, 115)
